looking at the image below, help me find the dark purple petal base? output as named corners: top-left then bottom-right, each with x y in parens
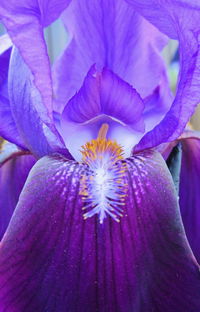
top-left (0, 150), bottom-right (36, 240)
top-left (0, 151), bottom-right (200, 311)
top-left (180, 135), bottom-right (200, 263)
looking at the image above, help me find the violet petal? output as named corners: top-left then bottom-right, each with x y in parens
top-left (0, 151), bottom-right (200, 311)
top-left (0, 0), bottom-right (71, 112)
top-left (53, 0), bottom-right (168, 113)
top-left (179, 132), bottom-right (200, 263)
top-left (129, 1), bottom-right (200, 150)
top-left (60, 67), bottom-right (145, 160)
top-left (8, 48), bottom-right (72, 158)
top-left (0, 145), bottom-right (35, 240)
top-left (0, 35), bottom-right (26, 148)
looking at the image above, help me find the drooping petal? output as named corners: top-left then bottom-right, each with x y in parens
top-left (0, 143), bottom-right (36, 240)
top-left (143, 70), bottom-right (174, 135)
top-left (0, 151), bottom-right (200, 311)
top-left (8, 47), bottom-right (72, 159)
top-left (0, 35), bottom-right (26, 148)
top-left (60, 67), bottom-right (145, 160)
top-left (0, 0), bottom-right (71, 112)
top-left (128, 1), bottom-right (200, 150)
top-left (179, 131), bottom-right (200, 263)
top-left (126, 0), bottom-right (200, 39)
top-left (53, 0), bottom-right (168, 113)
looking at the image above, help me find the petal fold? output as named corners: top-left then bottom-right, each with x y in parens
top-left (60, 67), bottom-right (145, 160)
top-left (8, 48), bottom-right (72, 158)
top-left (0, 151), bottom-right (200, 311)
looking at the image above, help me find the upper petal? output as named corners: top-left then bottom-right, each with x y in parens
top-left (0, 0), bottom-right (72, 112)
top-left (0, 150), bottom-right (200, 311)
top-left (127, 1), bottom-right (200, 150)
top-left (53, 0), bottom-right (168, 113)
top-left (126, 0), bottom-right (200, 39)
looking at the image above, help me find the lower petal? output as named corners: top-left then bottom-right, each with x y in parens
top-left (179, 134), bottom-right (200, 263)
top-left (0, 151), bottom-right (200, 311)
top-left (0, 145), bottom-right (36, 240)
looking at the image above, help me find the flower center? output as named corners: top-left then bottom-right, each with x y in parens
top-left (80, 124), bottom-right (127, 224)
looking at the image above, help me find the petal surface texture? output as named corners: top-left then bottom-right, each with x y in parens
top-left (0, 144), bottom-right (35, 240)
top-left (0, 150), bottom-right (200, 311)
top-left (0, 0), bottom-right (71, 112)
top-left (53, 0), bottom-right (169, 114)
top-left (179, 133), bottom-right (200, 263)
top-left (127, 0), bottom-right (200, 150)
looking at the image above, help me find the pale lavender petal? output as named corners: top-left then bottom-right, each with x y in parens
top-left (53, 0), bottom-right (168, 113)
top-left (0, 144), bottom-right (35, 240)
top-left (128, 1), bottom-right (200, 150)
top-left (0, 151), bottom-right (200, 311)
top-left (126, 0), bottom-right (200, 39)
top-left (8, 48), bottom-right (72, 158)
top-left (0, 0), bottom-right (71, 112)
top-left (179, 131), bottom-right (200, 263)
top-left (60, 67), bottom-right (145, 160)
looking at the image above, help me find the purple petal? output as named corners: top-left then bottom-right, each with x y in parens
top-left (0, 35), bottom-right (26, 148)
top-left (0, 96), bottom-right (26, 149)
top-left (179, 131), bottom-right (200, 263)
top-left (126, 0), bottom-right (200, 39)
top-left (53, 0), bottom-right (168, 113)
top-left (128, 1), bottom-right (200, 150)
top-left (0, 34), bottom-right (12, 84)
top-left (0, 0), bottom-right (71, 112)
top-left (143, 71), bottom-right (174, 134)
top-left (60, 67), bottom-right (145, 160)
top-left (0, 151), bottom-right (200, 311)
top-left (8, 48), bottom-right (72, 158)
top-left (0, 143), bottom-right (35, 240)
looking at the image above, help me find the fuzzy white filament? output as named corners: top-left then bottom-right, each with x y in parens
top-left (80, 124), bottom-right (127, 224)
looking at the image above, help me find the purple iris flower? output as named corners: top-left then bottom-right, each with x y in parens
top-left (1, 0), bottom-right (200, 311)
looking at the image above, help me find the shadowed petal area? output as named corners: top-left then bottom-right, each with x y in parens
top-left (143, 71), bottom-right (174, 135)
top-left (0, 0), bottom-right (71, 112)
top-left (8, 48), bottom-right (72, 159)
top-left (179, 132), bottom-right (200, 263)
top-left (129, 1), bottom-right (200, 150)
top-left (0, 151), bottom-right (200, 311)
top-left (60, 67), bottom-right (145, 160)
top-left (53, 0), bottom-right (168, 113)
top-left (0, 35), bottom-right (26, 148)
top-left (0, 34), bottom-right (12, 83)
top-left (0, 145), bottom-right (36, 240)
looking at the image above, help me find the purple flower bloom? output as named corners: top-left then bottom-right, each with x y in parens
top-left (1, 0), bottom-right (200, 311)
